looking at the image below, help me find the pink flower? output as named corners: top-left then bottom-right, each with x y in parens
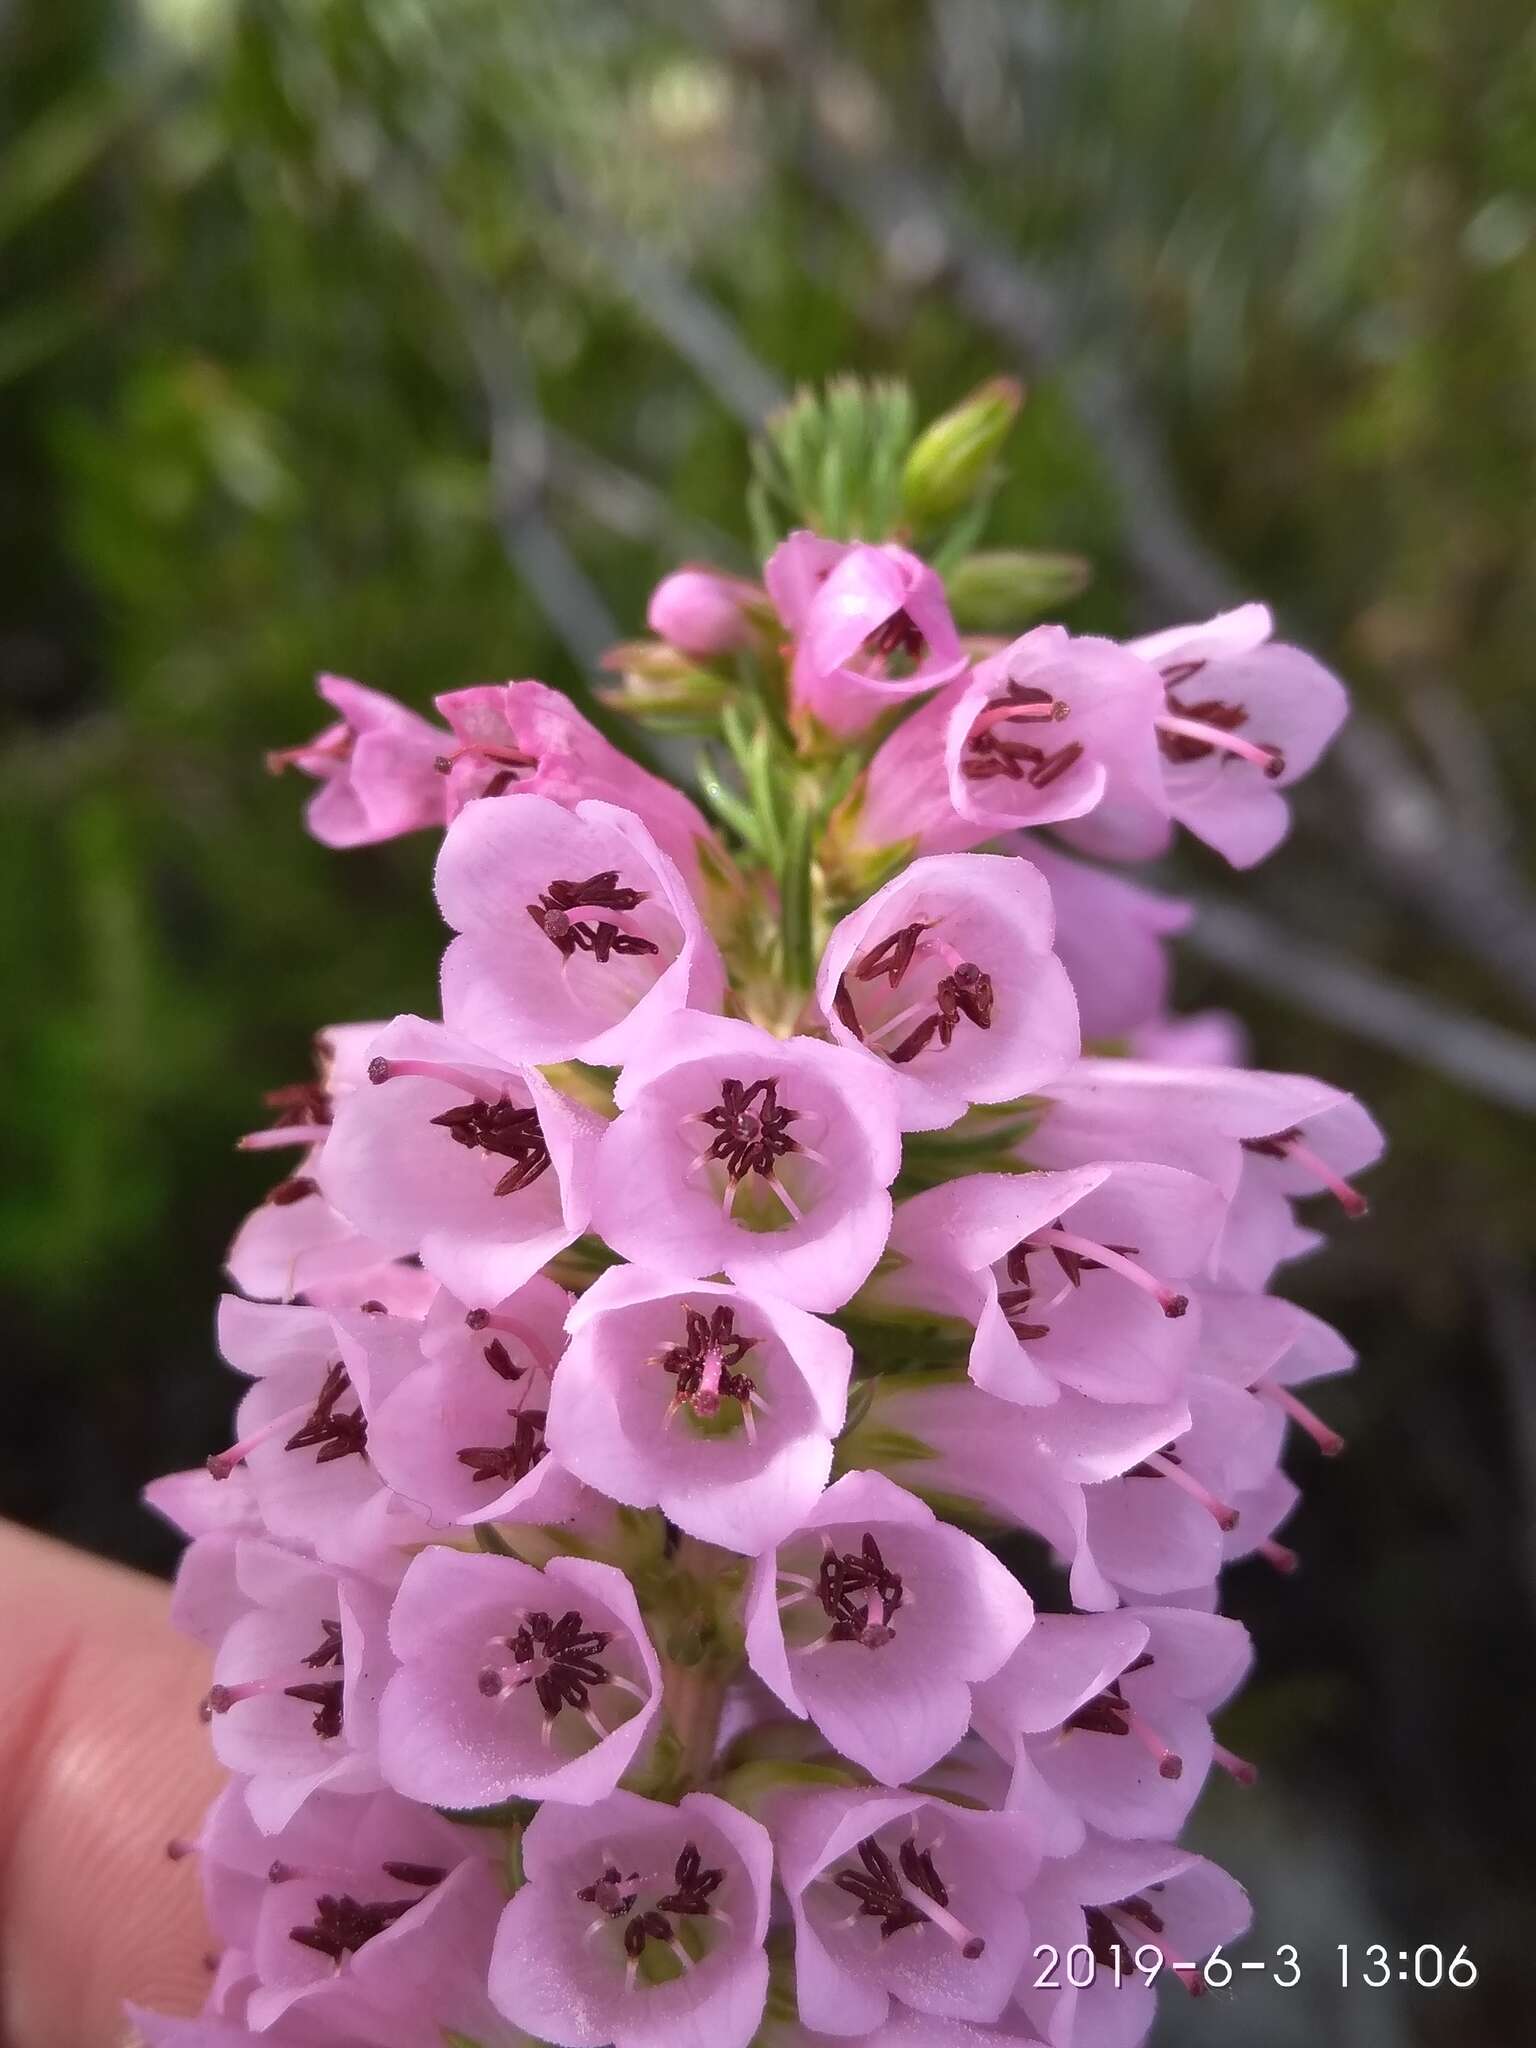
top-left (974, 1606), bottom-right (1251, 1853)
top-left (1018, 845), bottom-right (1191, 1043)
top-left (1014, 1836), bottom-right (1250, 2048)
top-left (648, 565), bottom-right (763, 658)
top-left (1019, 1058), bottom-right (1378, 1267)
top-left (268, 675), bottom-right (449, 849)
top-left (190, 1536), bottom-right (392, 1831)
top-left (591, 1015), bottom-right (902, 1313)
top-left (814, 854), bottom-right (1079, 1132)
top-left (204, 1296), bottom-right (429, 1570)
top-left (764, 531), bottom-right (851, 633)
top-left (1068, 604), bottom-right (1349, 868)
top-left (434, 679), bottom-right (715, 882)
top-left (436, 793), bottom-right (724, 1067)
top-left (317, 1015), bottom-right (602, 1304)
top-left (887, 1166), bottom-right (1224, 1408)
top-left (365, 1273), bottom-right (585, 1529)
top-left (1218, 1094), bottom-right (1383, 1288)
top-left (853, 629), bottom-right (1165, 858)
top-left (776, 1786), bottom-right (1038, 2035)
top-left (377, 1546), bottom-right (663, 1809)
top-left (548, 1266), bottom-right (853, 1553)
top-left (744, 1470), bottom-right (1033, 1784)
top-left (488, 1788), bottom-right (773, 2048)
top-left (227, 1022), bottom-right (414, 1307)
top-left (1078, 1376), bottom-right (1276, 1601)
top-left (783, 539), bottom-right (968, 736)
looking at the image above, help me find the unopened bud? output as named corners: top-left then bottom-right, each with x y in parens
top-left (945, 548), bottom-right (1091, 632)
top-left (901, 378), bottom-right (1024, 528)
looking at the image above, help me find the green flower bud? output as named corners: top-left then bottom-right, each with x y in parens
top-left (901, 377), bottom-right (1024, 528)
top-left (945, 547), bottom-right (1091, 631)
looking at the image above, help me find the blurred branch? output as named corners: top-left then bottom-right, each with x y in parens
top-left (536, 167), bottom-right (785, 430)
top-left (368, 156), bottom-right (620, 677)
top-left (1184, 896), bottom-right (1536, 1115)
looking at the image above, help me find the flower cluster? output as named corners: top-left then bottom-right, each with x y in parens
top-left (140, 382), bottom-right (1375, 2048)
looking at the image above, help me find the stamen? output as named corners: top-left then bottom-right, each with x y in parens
top-left (464, 1307), bottom-right (558, 1370)
top-left (1213, 1741), bottom-right (1258, 1786)
top-left (1141, 1451), bottom-right (1240, 1531)
top-left (1242, 1130), bottom-right (1369, 1217)
top-left (967, 694), bottom-right (1070, 736)
top-left (369, 1056), bottom-right (500, 1093)
top-left (1126, 1708), bottom-right (1184, 1780)
top-left (1260, 1382), bottom-right (1345, 1456)
top-left (1029, 1227), bottom-right (1188, 1317)
top-left (207, 1394), bottom-right (325, 1479)
top-left (1156, 711), bottom-right (1284, 779)
top-left (1259, 1538), bottom-right (1299, 1574)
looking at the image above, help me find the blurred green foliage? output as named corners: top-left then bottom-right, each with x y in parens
top-left (4, 3), bottom-right (1536, 2039)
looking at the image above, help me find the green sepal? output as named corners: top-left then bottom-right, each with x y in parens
top-left (433, 1796), bottom-right (537, 1830)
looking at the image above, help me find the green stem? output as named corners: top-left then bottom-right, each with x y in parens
top-left (662, 1658), bottom-right (727, 1794)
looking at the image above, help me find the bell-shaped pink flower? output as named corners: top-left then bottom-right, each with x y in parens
top-left (488, 1787), bottom-right (773, 2048)
top-left (1078, 1375), bottom-right (1275, 1601)
top-left (1019, 844), bottom-right (1191, 1043)
top-left (228, 1021), bottom-right (413, 1307)
top-left (776, 1786), bottom-right (1038, 2035)
top-left (853, 628), bottom-right (1165, 858)
top-left (591, 1014), bottom-right (902, 1313)
top-left (268, 675), bottom-right (449, 849)
top-left (1021, 1056), bottom-right (1375, 1240)
top-left (765, 530), bottom-right (851, 633)
top-left (648, 565), bottom-right (763, 658)
top-left (436, 793), bottom-right (724, 1067)
top-left (205, 1295), bottom-right (429, 1571)
top-left (433, 679), bottom-right (715, 883)
top-left (190, 1536), bottom-right (393, 1831)
top-left (744, 1470), bottom-right (1033, 1785)
top-left (1218, 1092), bottom-right (1383, 1288)
top-left (365, 1273), bottom-right (585, 1529)
top-left (784, 539), bottom-right (968, 736)
top-left (1067, 604), bottom-right (1349, 868)
top-left (549, 1266), bottom-right (853, 1554)
top-left (377, 1546), bottom-right (663, 1809)
top-left (814, 853), bottom-right (1079, 1132)
top-left (974, 1606), bottom-right (1251, 1854)
top-left (888, 1165), bottom-right (1224, 1409)
top-left (1014, 1835), bottom-right (1250, 2048)
top-left (318, 1015), bottom-right (602, 1304)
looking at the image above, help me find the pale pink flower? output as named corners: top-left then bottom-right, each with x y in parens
top-left (268, 675), bottom-right (449, 849)
top-left (433, 679), bottom-right (715, 882)
top-left (974, 1606), bottom-right (1251, 1852)
top-left (776, 1786), bottom-right (1038, 2035)
top-left (815, 854), bottom-right (1079, 1132)
top-left (318, 1015), bottom-right (601, 1305)
top-left (887, 1165), bottom-right (1223, 1408)
top-left (1014, 1836), bottom-right (1250, 2048)
top-left (1066, 604), bottom-right (1349, 868)
top-left (488, 1788), bottom-right (773, 2048)
top-left (764, 531), bottom-right (851, 634)
top-left (190, 1536), bottom-right (392, 1831)
top-left (436, 794), bottom-right (724, 1067)
top-left (853, 630), bottom-right (1165, 858)
top-left (591, 1014), bottom-right (902, 1313)
top-left (784, 539), bottom-right (968, 735)
top-left (365, 1273), bottom-right (585, 1529)
top-left (744, 1470), bottom-right (1033, 1784)
top-left (204, 1295), bottom-right (430, 1571)
top-left (377, 1546), bottom-right (663, 1809)
top-left (549, 1266), bottom-right (853, 1554)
